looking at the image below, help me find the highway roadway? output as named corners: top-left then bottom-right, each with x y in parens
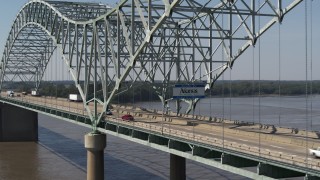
top-left (2, 92), bottom-right (320, 171)
top-left (112, 106), bottom-right (318, 160)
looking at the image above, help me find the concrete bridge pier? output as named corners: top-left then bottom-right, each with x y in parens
top-left (84, 132), bottom-right (106, 180)
top-left (0, 103), bottom-right (38, 141)
top-left (170, 154), bottom-right (186, 180)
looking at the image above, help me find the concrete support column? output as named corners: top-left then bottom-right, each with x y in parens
top-left (84, 132), bottom-right (106, 180)
top-left (0, 103), bottom-right (38, 142)
top-left (170, 154), bottom-right (186, 180)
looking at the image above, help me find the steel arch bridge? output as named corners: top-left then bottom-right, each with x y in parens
top-left (0, 0), bottom-right (304, 131)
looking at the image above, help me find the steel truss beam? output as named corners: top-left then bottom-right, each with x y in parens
top-left (0, 0), bottom-right (304, 130)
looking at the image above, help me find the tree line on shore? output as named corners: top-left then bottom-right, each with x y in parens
top-left (4, 80), bottom-right (319, 102)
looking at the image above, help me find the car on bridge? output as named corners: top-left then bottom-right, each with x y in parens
top-left (309, 147), bottom-right (320, 158)
top-left (121, 114), bottom-right (134, 121)
top-left (7, 91), bottom-right (14, 97)
top-left (106, 110), bottom-right (112, 115)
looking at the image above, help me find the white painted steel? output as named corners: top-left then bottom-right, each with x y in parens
top-left (0, 0), bottom-right (304, 131)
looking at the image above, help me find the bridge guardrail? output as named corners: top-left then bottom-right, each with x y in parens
top-left (105, 116), bottom-right (320, 172)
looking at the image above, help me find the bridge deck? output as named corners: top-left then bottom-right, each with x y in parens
top-left (1, 92), bottom-right (319, 178)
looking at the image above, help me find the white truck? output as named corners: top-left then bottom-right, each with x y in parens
top-left (6, 90), bottom-right (14, 97)
top-left (69, 94), bottom-right (82, 102)
top-left (309, 147), bottom-right (320, 158)
top-left (31, 90), bottom-right (40, 96)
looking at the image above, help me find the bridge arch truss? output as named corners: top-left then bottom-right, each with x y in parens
top-left (1, 0), bottom-right (304, 130)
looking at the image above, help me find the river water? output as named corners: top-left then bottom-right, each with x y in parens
top-left (1, 96), bottom-right (317, 179)
top-left (0, 114), bottom-right (246, 180)
top-left (135, 95), bottom-right (320, 131)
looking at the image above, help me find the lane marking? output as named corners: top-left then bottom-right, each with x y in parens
top-left (208, 133), bottom-right (217, 135)
top-left (270, 145), bottom-right (284, 149)
top-left (238, 139), bottom-right (249, 142)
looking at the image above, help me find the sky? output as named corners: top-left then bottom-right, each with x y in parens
top-left (0, 0), bottom-right (319, 81)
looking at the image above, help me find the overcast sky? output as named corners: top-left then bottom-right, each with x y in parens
top-left (0, 0), bottom-right (319, 81)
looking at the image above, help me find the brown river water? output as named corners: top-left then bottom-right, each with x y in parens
top-left (0, 114), bottom-right (246, 180)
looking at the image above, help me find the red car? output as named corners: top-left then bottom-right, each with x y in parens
top-left (121, 114), bottom-right (134, 121)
